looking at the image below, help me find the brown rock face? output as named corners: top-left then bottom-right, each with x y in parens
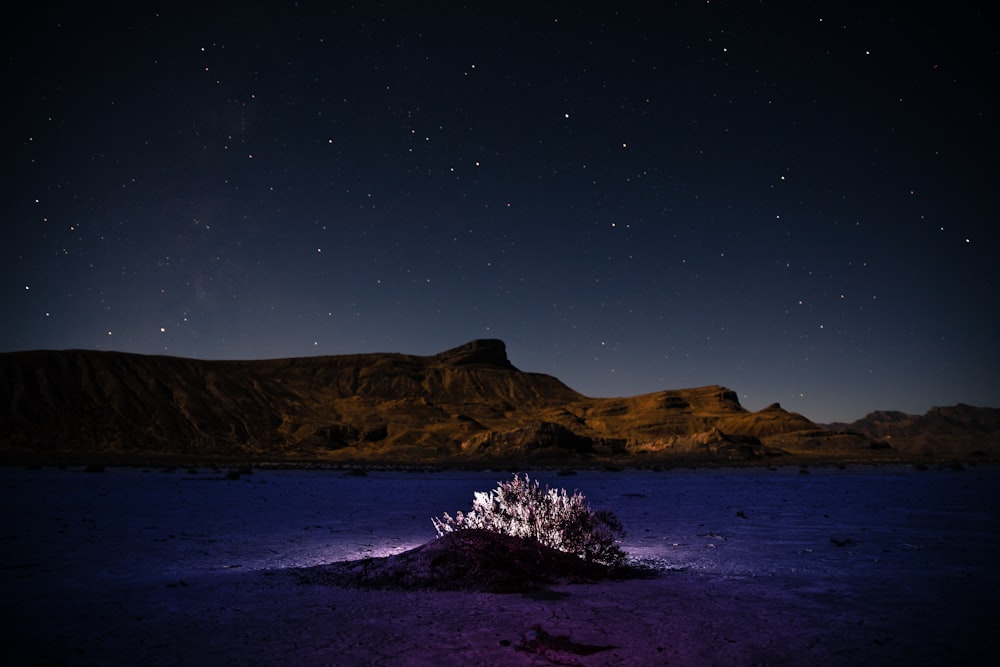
top-left (1, 340), bottom-right (992, 465)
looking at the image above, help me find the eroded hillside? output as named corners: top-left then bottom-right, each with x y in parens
top-left (2, 339), bottom-right (987, 465)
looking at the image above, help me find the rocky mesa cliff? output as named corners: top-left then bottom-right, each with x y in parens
top-left (1, 339), bottom-right (990, 465)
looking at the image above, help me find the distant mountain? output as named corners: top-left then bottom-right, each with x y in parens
top-left (825, 405), bottom-right (1000, 458)
top-left (1, 340), bottom-right (993, 466)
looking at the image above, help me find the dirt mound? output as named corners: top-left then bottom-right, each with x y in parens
top-left (295, 529), bottom-right (645, 593)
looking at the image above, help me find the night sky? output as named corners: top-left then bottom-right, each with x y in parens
top-left (4, 2), bottom-right (997, 422)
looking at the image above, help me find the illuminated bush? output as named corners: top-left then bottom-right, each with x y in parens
top-left (432, 473), bottom-right (626, 566)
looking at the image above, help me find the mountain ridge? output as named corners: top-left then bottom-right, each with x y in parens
top-left (824, 404), bottom-right (1000, 459)
top-left (2, 340), bottom-right (995, 466)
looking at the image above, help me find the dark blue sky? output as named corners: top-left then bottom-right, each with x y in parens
top-left (4, 2), bottom-right (997, 422)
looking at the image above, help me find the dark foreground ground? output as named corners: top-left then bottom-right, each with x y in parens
top-left (1, 465), bottom-right (998, 665)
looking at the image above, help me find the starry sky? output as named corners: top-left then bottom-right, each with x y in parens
top-left (3, 2), bottom-right (997, 423)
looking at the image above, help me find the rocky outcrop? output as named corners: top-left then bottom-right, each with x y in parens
top-left (460, 421), bottom-right (627, 459)
top-left (434, 339), bottom-right (516, 369)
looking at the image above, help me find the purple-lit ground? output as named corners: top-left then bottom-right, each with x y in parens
top-left (2, 466), bottom-right (997, 665)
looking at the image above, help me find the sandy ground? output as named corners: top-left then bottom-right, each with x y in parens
top-left (2, 465), bottom-right (998, 665)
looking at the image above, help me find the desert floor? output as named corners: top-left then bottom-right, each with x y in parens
top-left (2, 464), bottom-right (998, 665)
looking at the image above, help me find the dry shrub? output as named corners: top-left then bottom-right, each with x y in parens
top-left (432, 473), bottom-right (626, 566)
